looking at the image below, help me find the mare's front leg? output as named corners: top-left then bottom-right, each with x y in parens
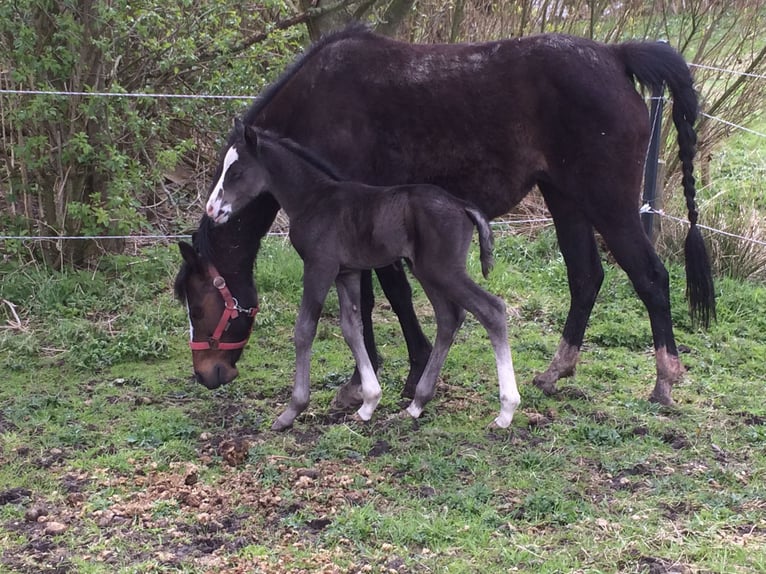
top-left (272, 264), bottom-right (335, 431)
top-left (336, 271), bottom-right (382, 421)
top-left (375, 262), bottom-right (432, 398)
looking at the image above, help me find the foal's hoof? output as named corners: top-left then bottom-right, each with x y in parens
top-left (488, 415), bottom-right (513, 430)
top-left (349, 412), bottom-right (370, 424)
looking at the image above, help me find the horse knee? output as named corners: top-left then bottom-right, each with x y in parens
top-left (293, 320), bottom-right (317, 352)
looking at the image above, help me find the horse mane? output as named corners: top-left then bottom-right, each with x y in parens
top-left (173, 215), bottom-right (216, 302)
top-left (194, 215), bottom-right (218, 262)
top-left (242, 23), bottom-right (372, 127)
top-left (268, 132), bottom-right (345, 181)
top-left (205, 23), bottom-right (370, 191)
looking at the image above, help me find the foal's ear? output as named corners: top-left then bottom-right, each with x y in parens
top-left (244, 124), bottom-right (259, 149)
top-left (178, 241), bottom-right (201, 271)
top-left (233, 117), bottom-right (245, 136)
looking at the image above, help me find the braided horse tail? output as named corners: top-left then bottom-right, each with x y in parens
top-left (618, 40), bottom-right (716, 327)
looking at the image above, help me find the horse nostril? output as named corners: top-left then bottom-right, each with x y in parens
top-left (207, 204), bottom-right (214, 216)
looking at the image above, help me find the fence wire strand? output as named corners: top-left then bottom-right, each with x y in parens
top-left (1, 63), bottom-right (764, 249)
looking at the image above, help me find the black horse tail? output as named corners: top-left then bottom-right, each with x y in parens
top-left (465, 206), bottom-right (495, 278)
top-left (618, 40), bottom-right (716, 327)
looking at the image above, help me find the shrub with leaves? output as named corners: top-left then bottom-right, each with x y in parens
top-left (0, 0), bottom-right (304, 265)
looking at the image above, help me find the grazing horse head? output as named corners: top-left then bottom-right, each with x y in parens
top-left (206, 119), bottom-right (270, 225)
top-left (174, 219), bottom-right (261, 389)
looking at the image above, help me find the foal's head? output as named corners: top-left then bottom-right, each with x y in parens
top-left (206, 118), bottom-right (269, 225)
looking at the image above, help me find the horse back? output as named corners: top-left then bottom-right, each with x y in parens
top-left (254, 30), bottom-right (668, 217)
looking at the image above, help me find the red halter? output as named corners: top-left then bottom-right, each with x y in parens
top-left (189, 265), bottom-right (258, 351)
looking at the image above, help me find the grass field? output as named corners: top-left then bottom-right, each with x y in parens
top-left (1, 230), bottom-right (765, 573)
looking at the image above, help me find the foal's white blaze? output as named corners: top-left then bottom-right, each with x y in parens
top-left (206, 145), bottom-right (239, 224)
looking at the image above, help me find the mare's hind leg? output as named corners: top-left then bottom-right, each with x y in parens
top-left (335, 271), bottom-right (382, 421)
top-left (405, 287), bottom-right (465, 420)
top-left (534, 186), bottom-right (605, 395)
top-left (595, 215), bottom-right (683, 405)
top-left (272, 264), bottom-right (336, 431)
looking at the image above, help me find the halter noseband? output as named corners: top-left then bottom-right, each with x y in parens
top-left (189, 265), bottom-right (259, 351)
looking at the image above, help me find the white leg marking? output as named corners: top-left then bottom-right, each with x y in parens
top-left (355, 362), bottom-right (382, 421)
top-left (406, 401), bottom-right (424, 419)
top-left (494, 345), bottom-right (520, 428)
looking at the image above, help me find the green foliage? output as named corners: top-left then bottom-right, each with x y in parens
top-left (0, 246), bottom-right (184, 370)
top-left (1, 234), bottom-right (766, 572)
top-left (0, 0), bottom-right (305, 264)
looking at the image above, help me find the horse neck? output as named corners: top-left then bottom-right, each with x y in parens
top-left (260, 139), bottom-right (334, 218)
top-left (204, 193), bottom-right (280, 277)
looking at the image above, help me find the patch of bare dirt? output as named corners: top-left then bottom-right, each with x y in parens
top-left (638, 556), bottom-right (694, 573)
top-left (1, 448), bottom-right (397, 573)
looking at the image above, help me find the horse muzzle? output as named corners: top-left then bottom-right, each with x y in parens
top-left (193, 360), bottom-right (239, 390)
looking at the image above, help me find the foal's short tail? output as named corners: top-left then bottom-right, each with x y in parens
top-left (618, 40), bottom-right (716, 327)
top-left (465, 207), bottom-right (494, 278)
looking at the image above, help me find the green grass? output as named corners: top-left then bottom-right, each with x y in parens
top-left (1, 233), bottom-right (765, 573)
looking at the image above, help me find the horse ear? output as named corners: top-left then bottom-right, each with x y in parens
top-left (233, 117), bottom-right (244, 136)
top-left (244, 124), bottom-right (259, 149)
top-left (178, 241), bottom-right (200, 271)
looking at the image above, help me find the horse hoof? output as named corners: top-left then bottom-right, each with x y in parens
top-left (349, 412), bottom-right (368, 424)
top-left (532, 373), bottom-right (558, 396)
top-left (405, 403), bottom-right (423, 419)
top-left (271, 416), bottom-right (294, 432)
top-left (648, 389), bottom-right (675, 406)
top-left (489, 415), bottom-right (512, 430)
top-left (330, 382), bottom-right (364, 411)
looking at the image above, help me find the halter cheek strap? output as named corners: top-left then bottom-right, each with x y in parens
top-left (189, 265), bottom-right (259, 351)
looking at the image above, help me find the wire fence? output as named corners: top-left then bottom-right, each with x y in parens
top-left (1, 58), bottom-right (765, 248)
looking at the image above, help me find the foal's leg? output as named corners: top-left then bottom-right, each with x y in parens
top-left (442, 273), bottom-right (521, 428)
top-left (405, 286), bottom-right (466, 419)
top-left (335, 271), bottom-right (382, 421)
top-left (272, 264), bottom-right (336, 431)
top-left (534, 185), bottom-right (605, 395)
top-left (331, 270), bottom-right (376, 411)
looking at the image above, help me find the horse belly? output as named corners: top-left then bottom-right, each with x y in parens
top-left (340, 232), bottom-right (410, 271)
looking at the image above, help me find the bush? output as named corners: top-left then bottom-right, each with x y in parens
top-left (0, 0), bottom-right (304, 265)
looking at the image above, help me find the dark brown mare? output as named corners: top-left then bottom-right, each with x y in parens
top-left (176, 25), bottom-right (714, 409)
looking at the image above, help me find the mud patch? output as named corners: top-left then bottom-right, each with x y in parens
top-left (638, 556), bottom-right (693, 573)
top-left (0, 487), bottom-right (32, 505)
